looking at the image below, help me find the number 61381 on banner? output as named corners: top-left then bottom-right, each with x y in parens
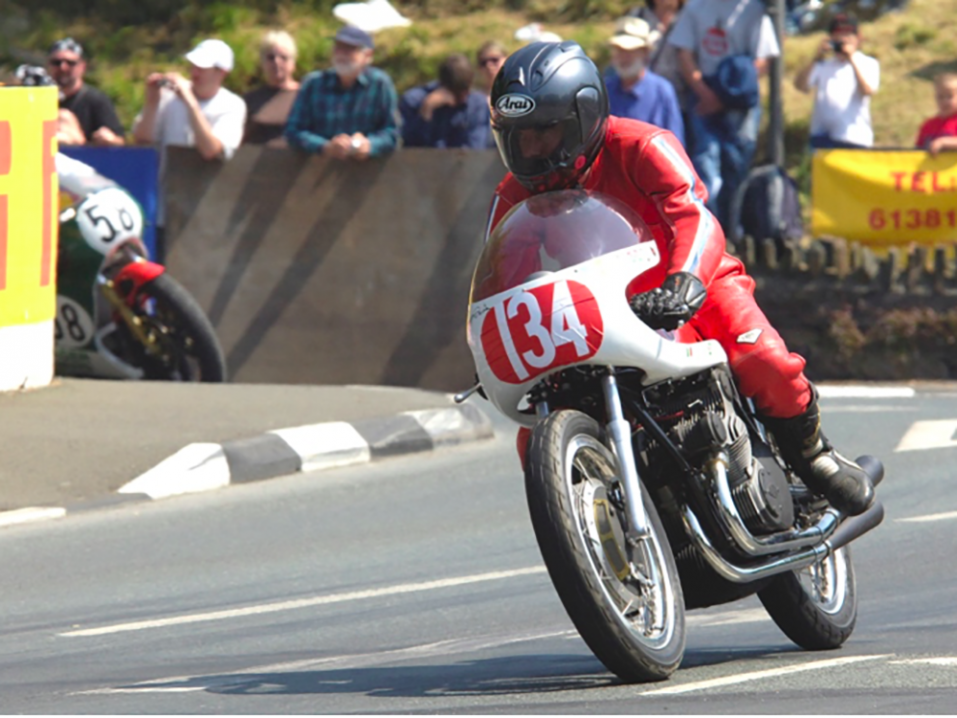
top-left (868, 208), bottom-right (957, 231)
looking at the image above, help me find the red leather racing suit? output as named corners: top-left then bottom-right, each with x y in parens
top-left (485, 116), bottom-right (811, 419)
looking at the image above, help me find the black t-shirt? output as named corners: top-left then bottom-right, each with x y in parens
top-left (242, 85), bottom-right (298, 145)
top-left (60, 85), bottom-right (125, 141)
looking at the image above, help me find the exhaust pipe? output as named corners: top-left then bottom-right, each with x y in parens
top-left (683, 449), bottom-right (887, 583)
top-left (826, 500), bottom-right (885, 553)
top-left (683, 501), bottom-right (885, 584)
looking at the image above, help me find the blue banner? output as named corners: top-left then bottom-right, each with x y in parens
top-left (59, 146), bottom-right (161, 261)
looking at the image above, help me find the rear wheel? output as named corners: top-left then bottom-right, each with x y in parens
top-left (758, 545), bottom-right (857, 650)
top-left (525, 409), bottom-right (686, 683)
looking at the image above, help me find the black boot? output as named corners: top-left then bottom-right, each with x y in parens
top-left (764, 391), bottom-right (875, 516)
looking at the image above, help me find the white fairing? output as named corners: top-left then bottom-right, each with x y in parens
top-left (467, 191), bottom-right (727, 427)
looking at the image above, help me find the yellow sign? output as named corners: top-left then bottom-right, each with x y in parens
top-left (0, 87), bottom-right (59, 326)
top-left (811, 149), bottom-right (957, 250)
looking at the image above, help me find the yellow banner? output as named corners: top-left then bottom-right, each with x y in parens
top-left (0, 87), bottom-right (59, 326)
top-left (811, 149), bottom-right (957, 250)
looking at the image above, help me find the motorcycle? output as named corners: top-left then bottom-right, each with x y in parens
top-left (459, 190), bottom-right (884, 683)
top-left (55, 154), bottom-right (226, 382)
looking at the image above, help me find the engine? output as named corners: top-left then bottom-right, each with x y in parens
top-left (640, 370), bottom-right (794, 535)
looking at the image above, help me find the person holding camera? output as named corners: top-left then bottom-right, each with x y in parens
top-left (131, 38), bottom-right (246, 260)
top-left (794, 13), bottom-right (879, 150)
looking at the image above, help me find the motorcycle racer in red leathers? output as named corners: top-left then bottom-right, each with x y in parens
top-left (487, 41), bottom-right (874, 516)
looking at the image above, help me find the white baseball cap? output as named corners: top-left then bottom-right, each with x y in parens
top-left (185, 38), bottom-right (234, 71)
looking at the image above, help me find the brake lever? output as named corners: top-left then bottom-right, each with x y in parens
top-left (454, 382), bottom-right (484, 403)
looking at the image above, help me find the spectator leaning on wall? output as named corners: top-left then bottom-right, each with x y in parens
top-left (285, 25), bottom-right (399, 161)
top-left (400, 53), bottom-right (492, 149)
top-left (47, 37), bottom-right (126, 147)
top-left (243, 29), bottom-right (301, 147)
top-left (916, 73), bottom-right (957, 157)
top-left (132, 38), bottom-right (247, 260)
top-left (793, 13), bottom-right (879, 150)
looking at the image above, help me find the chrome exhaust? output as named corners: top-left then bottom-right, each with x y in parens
top-left (681, 500), bottom-right (884, 584)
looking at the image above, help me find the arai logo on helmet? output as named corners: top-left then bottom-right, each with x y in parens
top-left (495, 94), bottom-right (535, 117)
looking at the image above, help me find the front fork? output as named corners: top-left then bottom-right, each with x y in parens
top-left (601, 369), bottom-right (651, 539)
top-left (533, 367), bottom-right (651, 538)
top-left (97, 257), bottom-right (167, 358)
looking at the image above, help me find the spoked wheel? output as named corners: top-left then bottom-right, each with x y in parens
top-left (113, 273), bottom-right (227, 382)
top-left (758, 545), bottom-right (857, 650)
top-left (524, 409), bottom-right (686, 683)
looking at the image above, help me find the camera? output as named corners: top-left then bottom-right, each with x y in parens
top-left (156, 77), bottom-right (172, 88)
top-left (830, 39), bottom-right (844, 53)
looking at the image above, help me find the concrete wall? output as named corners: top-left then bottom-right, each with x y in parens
top-left (163, 146), bottom-right (957, 390)
top-left (164, 146), bottom-right (505, 391)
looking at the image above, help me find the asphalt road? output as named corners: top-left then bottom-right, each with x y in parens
top-left (0, 389), bottom-right (955, 713)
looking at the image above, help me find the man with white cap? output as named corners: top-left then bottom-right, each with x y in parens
top-left (285, 25), bottom-right (399, 160)
top-left (605, 16), bottom-right (685, 146)
top-left (132, 38), bottom-right (247, 259)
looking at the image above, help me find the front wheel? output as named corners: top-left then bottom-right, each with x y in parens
top-left (115, 272), bottom-right (227, 382)
top-left (524, 410), bottom-right (686, 683)
top-left (758, 545), bottom-right (857, 650)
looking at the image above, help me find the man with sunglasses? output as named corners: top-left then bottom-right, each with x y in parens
top-left (47, 38), bottom-right (126, 146)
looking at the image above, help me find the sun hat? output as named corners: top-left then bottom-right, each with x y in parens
top-left (609, 17), bottom-right (653, 51)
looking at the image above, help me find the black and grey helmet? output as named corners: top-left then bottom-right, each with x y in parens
top-left (489, 41), bottom-right (609, 192)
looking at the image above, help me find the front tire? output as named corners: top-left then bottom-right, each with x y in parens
top-left (758, 545), bottom-right (857, 650)
top-left (119, 273), bottom-right (227, 382)
top-left (525, 410), bottom-right (686, 683)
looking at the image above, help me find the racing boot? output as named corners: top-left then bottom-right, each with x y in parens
top-left (764, 390), bottom-right (875, 516)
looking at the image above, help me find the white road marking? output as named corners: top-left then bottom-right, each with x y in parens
top-left (890, 657), bottom-right (957, 667)
top-left (817, 386), bottom-right (915, 399)
top-left (78, 687), bottom-right (207, 694)
top-left (118, 443), bottom-right (230, 499)
top-left (823, 404), bottom-right (917, 413)
top-left (688, 607), bottom-right (768, 627)
top-left (0, 507), bottom-right (67, 528)
top-left (60, 566), bottom-right (548, 637)
top-left (895, 420), bottom-right (957, 453)
top-left (896, 510), bottom-right (957, 523)
top-left (637, 654), bottom-right (891, 696)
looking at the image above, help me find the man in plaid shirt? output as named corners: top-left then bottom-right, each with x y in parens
top-left (285, 26), bottom-right (399, 160)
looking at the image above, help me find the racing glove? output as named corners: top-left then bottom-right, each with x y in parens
top-left (629, 272), bottom-right (707, 331)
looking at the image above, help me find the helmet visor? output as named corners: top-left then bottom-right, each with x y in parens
top-left (492, 118), bottom-right (583, 185)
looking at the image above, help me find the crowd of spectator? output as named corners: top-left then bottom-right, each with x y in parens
top-left (22, 4), bottom-right (957, 243)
